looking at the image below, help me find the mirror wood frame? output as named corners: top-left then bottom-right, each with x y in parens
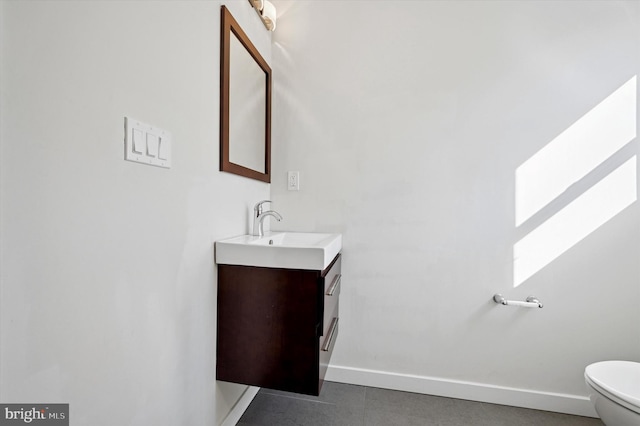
top-left (220, 6), bottom-right (272, 183)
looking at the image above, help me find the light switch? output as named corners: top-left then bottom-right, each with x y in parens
top-left (124, 117), bottom-right (171, 168)
top-left (132, 129), bottom-right (144, 154)
top-left (158, 137), bottom-right (169, 160)
top-left (146, 133), bottom-right (159, 157)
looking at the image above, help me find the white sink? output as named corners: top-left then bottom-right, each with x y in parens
top-left (215, 232), bottom-right (342, 270)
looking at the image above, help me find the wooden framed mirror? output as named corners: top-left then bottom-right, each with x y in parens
top-left (220, 6), bottom-right (271, 182)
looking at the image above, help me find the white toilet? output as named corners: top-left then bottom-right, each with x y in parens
top-left (584, 360), bottom-right (640, 426)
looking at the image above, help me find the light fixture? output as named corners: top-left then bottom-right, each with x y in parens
top-left (249, 0), bottom-right (276, 31)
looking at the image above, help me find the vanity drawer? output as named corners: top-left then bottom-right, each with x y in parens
top-left (321, 254), bottom-right (341, 336)
top-left (318, 256), bottom-right (340, 388)
top-left (319, 311), bottom-right (338, 386)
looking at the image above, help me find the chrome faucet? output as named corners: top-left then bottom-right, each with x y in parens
top-left (252, 200), bottom-right (283, 237)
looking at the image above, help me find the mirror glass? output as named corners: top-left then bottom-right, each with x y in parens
top-left (229, 33), bottom-right (266, 173)
top-left (220, 6), bottom-right (271, 182)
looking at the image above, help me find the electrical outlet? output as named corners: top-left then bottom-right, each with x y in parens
top-left (287, 171), bottom-right (300, 191)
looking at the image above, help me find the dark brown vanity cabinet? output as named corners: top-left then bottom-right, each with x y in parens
top-left (216, 254), bottom-right (341, 396)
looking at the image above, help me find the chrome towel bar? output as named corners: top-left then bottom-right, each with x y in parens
top-left (493, 294), bottom-right (543, 308)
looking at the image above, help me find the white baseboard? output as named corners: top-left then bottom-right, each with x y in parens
top-left (220, 386), bottom-right (260, 426)
top-left (325, 365), bottom-right (598, 418)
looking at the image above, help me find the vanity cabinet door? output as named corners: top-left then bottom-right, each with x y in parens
top-left (217, 265), bottom-right (317, 394)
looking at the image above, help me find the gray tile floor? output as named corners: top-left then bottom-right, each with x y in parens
top-left (238, 381), bottom-right (604, 426)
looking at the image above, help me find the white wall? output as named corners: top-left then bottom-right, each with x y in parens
top-left (271, 0), bottom-right (640, 415)
top-left (0, 1), bottom-right (270, 425)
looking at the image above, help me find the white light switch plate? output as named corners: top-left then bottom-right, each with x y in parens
top-left (125, 117), bottom-right (171, 168)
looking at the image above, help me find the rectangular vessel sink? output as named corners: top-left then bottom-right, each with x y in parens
top-left (215, 232), bottom-right (342, 270)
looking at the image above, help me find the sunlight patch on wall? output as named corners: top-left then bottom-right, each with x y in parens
top-left (515, 77), bottom-right (637, 227)
top-left (513, 76), bottom-right (637, 287)
top-left (514, 156), bottom-right (637, 286)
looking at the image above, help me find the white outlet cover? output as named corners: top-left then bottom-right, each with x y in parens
top-left (287, 171), bottom-right (300, 191)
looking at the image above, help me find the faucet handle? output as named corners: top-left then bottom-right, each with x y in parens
top-left (254, 200), bottom-right (271, 214)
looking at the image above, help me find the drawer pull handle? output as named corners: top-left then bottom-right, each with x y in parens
top-left (326, 274), bottom-right (341, 296)
top-left (321, 317), bottom-right (339, 352)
